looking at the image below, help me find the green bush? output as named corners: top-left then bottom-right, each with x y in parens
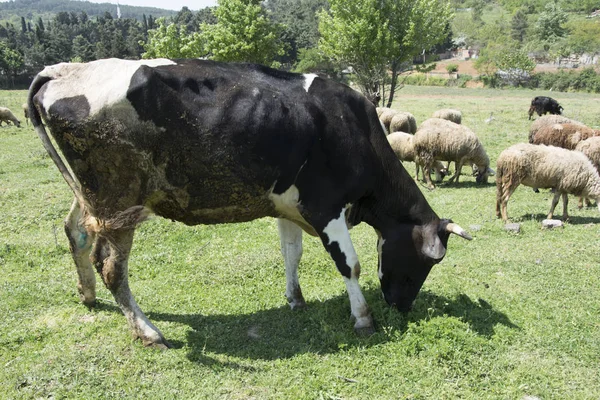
top-left (529, 68), bottom-right (600, 93)
top-left (402, 73), bottom-right (447, 87)
top-left (445, 63), bottom-right (459, 73)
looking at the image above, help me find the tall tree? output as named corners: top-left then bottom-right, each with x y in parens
top-left (199, 0), bottom-right (286, 67)
top-left (0, 40), bottom-right (23, 86)
top-left (318, 0), bottom-right (452, 106)
top-left (535, 2), bottom-right (568, 43)
top-left (266, 0), bottom-right (328, 66)
top-left (141, 17), bottom-right (203, 59)
top-left (510, 8), bottom-right (528, 43)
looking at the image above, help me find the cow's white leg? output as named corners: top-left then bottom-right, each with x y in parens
top-left (92, 231), bottom-right (170, 348)
top-left (321, 209), bottom-right (373, 335)
top-left (277, 218), bottom-right (306, 309)
top-left (64, 198), bottom-right (96, 307)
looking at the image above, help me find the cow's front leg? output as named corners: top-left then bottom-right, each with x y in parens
top-left (92, 229), bottom-right (170, 349)
top-left (277, 218), bottom-right (306, 309)
top-left (317, 208), bottom-right (374, 335)
top-left (64, 198), bottom-right (96, 307)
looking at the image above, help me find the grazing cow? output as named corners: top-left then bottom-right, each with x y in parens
top-left (528, 96), bottom-right (563, 120)
top-left (28, 58), bottom-right (471, 348)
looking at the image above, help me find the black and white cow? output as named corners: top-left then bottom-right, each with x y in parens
top-left (528, 96), bottom-right (563, 120)
top-left (29, 58), bottom-right (471, 348)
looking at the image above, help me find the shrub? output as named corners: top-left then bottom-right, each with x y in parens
top-left (445, 63), bottom-right (458, 73)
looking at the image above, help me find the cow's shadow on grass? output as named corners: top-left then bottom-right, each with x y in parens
top-left (145, 288), bottom-right (518, 363)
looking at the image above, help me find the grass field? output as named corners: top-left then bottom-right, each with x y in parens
top-left (1, 85), bottom-right (599, 399)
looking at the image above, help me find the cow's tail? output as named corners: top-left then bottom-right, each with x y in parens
top-left (28, 73), bottom-right (86, 207)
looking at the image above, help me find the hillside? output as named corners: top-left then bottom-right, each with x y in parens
top-left (0, 0), bottom-right (176, 23)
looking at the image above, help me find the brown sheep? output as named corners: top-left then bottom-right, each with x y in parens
top-left (528, 115), bottom-right (585, 143)
top-left (532, 123), bottom-right (600, 150)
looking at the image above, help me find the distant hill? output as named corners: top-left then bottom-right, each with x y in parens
top-left (0, 0), bottom-right (176, 24)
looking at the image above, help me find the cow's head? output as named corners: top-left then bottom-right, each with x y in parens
top-left (377, 219), bottom-right (471, 311)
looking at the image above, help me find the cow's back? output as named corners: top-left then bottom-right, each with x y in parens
top-left (32, 59), bottom-right (388, 225)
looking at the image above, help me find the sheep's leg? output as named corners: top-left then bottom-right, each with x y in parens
top-left (64, 199), bottom-right (97, 307)
top-left (498, 179), bottom-right (520, 222)
top-left (92, 229), bottom-right (170, 348)
top-left (277, 218), bottom-right (306, 309)
top-left (414, 163), bottom-right (420, 181)
top-left (561, 193), bottom-right (569, 220)
top-left (578, 197), bottom-right (592, 208)
top-left (454, 161), bottom-right (464, 183)
top-left (423, 164), bottom-right (436, 189)
top-left (449, 160), bottom-right (464, 183)
top-left (548, 191), bottom-right (563, 219)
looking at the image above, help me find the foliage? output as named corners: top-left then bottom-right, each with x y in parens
top-left (495, 47), bottom-right (536, 86)
top-left (532, 68), bottom-right (600, 93)
top-left (534, 2), bottom-right (568, 44)
top-left (0, 0), bottom-right (175, 23)
top-left (292, 47), bottom-right (340, 80)
top-left (265, 0), bottom-right (328, 67)
top-left (142, 17), bottom-right (203, 59)
top-left (510, 8), bottom-right (528, 43)
top-left (445, 63), bottom-right (458, 73)
top-left (199, 0), bottom-right (286, 67)
top-left (564, 18), bottom-right (600, 55)
top-left (0, 39), bottom-right (23, 83)
top-left (318, 0), bottom-right (453, 107)
top-left (473, 43), bottom-right (501, 87)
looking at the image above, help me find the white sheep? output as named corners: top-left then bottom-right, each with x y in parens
top-left (22, 103), bottom-right (29, 125)
top-left (575, 136), bottom-right (600, 208)
top-left (387, 131), bottom-right (447, 182)
top-left (389, 112), bottom-right (417, 134)
top-left (432, 108), bottom-right (462, 124)
top-left (495, 143), bottom-right (600, 221)
top-left (378, 108), bottom-right (398, 133)
top-left (0, 106), bottom-right (21, 127)
top-left (528, 115), bottom-right (585, 143)
top-left (413, 118), bottom-right (492, 189)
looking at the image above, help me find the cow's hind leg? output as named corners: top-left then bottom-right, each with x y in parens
top-left (314, 208), bottom-right (373, 335)
top-left (64, 199), bottom-right (97, 307)
top-left (92, 229), bottom-right (170, 348)
top-left (277, 218), bottom-right (306, 309)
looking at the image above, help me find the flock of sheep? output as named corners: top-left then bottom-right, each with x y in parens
top-left (378, 106), bottom-right (600, 224)
top-left (5, 98), bottom-right (599, 224)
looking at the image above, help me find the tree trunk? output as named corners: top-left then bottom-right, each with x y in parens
top-left (386, 61), bottom-right (399, 108)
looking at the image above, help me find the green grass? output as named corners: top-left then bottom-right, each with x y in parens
top-left (1, 86), bottom-right (600, 399)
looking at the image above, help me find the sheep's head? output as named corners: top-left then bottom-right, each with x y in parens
top-left (474, 165), bottom-right (494, 184)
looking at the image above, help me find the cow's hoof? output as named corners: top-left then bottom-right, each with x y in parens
top-left (288, 299), bottom-right (307, 310)
top-left (141, 337), bottom-right (172, 350)
top-left (286, 290), bottom-right (307, 310)
top-left (82, 299), bottom-right (97, 309)
top-left (353, 315), bottom-right (375, 336)
top-left (354, 325), bottom-right (376, 336)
